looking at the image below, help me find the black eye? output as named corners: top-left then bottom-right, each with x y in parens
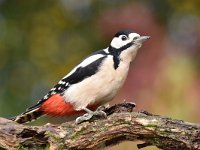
top-left (121, 35), bottom-right (128, 41)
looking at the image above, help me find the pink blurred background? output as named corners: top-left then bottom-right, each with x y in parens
top-left (0, 1), bottom-right (199, 149)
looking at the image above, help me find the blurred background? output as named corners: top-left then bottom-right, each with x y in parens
top-left (0, 0), bottom-right (200, 149)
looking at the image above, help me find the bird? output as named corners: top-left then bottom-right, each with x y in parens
top-left (12, 30), bottom-right (150, 124)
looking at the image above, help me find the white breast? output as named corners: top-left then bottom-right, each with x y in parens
top-left (63, 55), bottom-right (130, 110)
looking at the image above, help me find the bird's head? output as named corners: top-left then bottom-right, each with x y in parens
top-left (109, 30), bottom-right (150, 62)
top-left (110, 30), bottom-right (150, 49)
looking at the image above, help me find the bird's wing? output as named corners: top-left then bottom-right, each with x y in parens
top-left (26, 52), bottom-right (107, 111)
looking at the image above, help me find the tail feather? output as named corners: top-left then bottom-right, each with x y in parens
top-left (11, 108), bottom-right (44, 124)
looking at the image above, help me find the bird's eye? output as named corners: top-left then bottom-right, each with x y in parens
top-left (121, 35), bottom-right (128, 41)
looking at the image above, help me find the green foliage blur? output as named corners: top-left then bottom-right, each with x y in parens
top-left (0, 0), bottom-right (200, 149)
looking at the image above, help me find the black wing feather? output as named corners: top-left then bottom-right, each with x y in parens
top-left (64, 56), bottom-right (106, 84)
top-left (27, 54), bottom-right (107, 110)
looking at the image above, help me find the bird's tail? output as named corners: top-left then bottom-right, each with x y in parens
top-left (10, 105), bottom-right (44, 124)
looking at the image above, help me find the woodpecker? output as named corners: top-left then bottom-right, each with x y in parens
top-left (12, 30), bottom-right (150, 124)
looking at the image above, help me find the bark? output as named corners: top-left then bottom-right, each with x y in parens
top-left (0, 102), bottom-right (200, 150)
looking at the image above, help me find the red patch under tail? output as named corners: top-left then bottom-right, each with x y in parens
top-left (39, 94), bottom-right (99, 117)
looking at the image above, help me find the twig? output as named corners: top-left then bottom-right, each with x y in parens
top-left (0, 102), bottom-right (199, 150)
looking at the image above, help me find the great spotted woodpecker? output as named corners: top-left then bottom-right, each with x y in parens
top-left (12, 30), bottom-right (150, 124)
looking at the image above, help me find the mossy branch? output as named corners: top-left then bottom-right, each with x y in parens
top-left (0, 102), bottom-right (200, 150)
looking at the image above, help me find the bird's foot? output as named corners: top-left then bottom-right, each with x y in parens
top-left (76, 107), bottom-right (107, 124)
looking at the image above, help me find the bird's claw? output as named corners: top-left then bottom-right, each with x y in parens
top-left (93, 110), bottom-right (107, 118)
top-left (76, 113), bottom-right (93, 124)
top-left (76, 109), bottom-right (107, 124)
top-left (96, 105), bottom-right (106, 111)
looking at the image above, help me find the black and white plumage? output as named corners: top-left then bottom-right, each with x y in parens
top-left (12, 30), bottom-right (150, 124)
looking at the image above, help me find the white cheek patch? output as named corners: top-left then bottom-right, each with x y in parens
top-left (63, 54), bottom-right (105, 79)
top-left (110, 37), bottom-right (131, 49)
top-left (110, 37), bottom-right (121, 49)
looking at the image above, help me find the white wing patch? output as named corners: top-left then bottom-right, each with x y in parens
top-left (58, 80), bottom-right (65, 84)
top-left (103, 48), bottom-right (109, 54)
top-left (63, 54), bottom-right (105, 79)
top-left (79, 54), bottom-right (105, 67)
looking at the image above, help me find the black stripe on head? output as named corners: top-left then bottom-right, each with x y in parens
top-left (114, 30), bottom-right (134, 37)
top-left (109, 42), bottom-right (133, 54)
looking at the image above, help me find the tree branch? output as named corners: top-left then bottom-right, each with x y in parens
top-left (0, 102), bottom-right (200, 150)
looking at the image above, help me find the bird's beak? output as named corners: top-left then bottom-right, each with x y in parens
top-left (135, 36), bottom-right (150, 43)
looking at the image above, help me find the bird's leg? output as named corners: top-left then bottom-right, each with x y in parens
top-left (76, 106), bottom-right (107, 124)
